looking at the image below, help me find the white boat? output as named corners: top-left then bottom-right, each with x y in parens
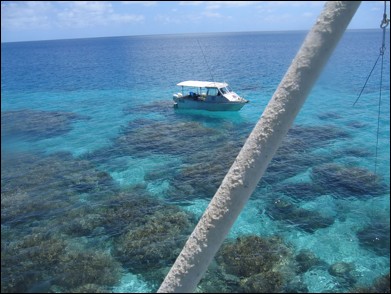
top-left (173, 80), bottom-right (249, 111)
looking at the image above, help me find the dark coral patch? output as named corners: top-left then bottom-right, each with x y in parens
top-left (1, 109), bottom-right (89, 141)
top-left (216, 235), bottom-right (293, 278)
top-left (1, 151), bottom-right (118, 225)
top-left (311, 163), bottom-right (389, 198)
top-left (241, 271), bottom-right (285, 293)
top-left (1, 229), bottom-right (67, 293)
top-left (350, 272), bottom-right (390, 293)
top-left (55, 250), bottom-right (122, 290)
top-left (98, 190), bottom-right (164, 236)
top-left (328, 261), bottom-right (357, 287)
top-left (286, 125), bottom-right (350, 150)
top-left (295, 249), bottom-right (328, 273)
top-left (115, 120), bottom-right (221, 156)
top-left (356, 220), bottom-right (390, 256)
top-left (266, 197), bottom-right (335, 233)
top-left (114, 206), bottom-right (195, 267)
top-left (273, 182), bottom-right (326, 201)
top-left (318, 112), bottom-right (343, 120)
top-left (216, 235), bottom-right (296, 292)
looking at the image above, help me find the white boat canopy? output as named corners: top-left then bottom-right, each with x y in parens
top-left (177, 81), bottom-right (228, 89)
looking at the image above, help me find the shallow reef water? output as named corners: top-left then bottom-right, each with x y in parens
top-left (1, 116), bottom-right (389, 293)
top-left (1, 30), bottom-right (390, 292)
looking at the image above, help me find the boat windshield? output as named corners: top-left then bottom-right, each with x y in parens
top-left (219, 87), bottom-right (232, 94)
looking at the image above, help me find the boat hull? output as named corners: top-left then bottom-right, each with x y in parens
top-left (173, 98), bottom-right (246, 111)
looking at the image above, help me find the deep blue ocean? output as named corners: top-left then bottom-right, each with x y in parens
top-left (1, 30), bottom-right (390, 293)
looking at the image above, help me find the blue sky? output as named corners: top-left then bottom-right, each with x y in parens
top-left (1, 1), bottom-right (389, 42)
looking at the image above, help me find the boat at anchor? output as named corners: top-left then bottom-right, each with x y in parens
top-left (173, 80), bottom-right (248, 111)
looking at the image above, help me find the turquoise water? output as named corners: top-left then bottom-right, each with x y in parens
top-left (1, 30), bottom-right (390, 293)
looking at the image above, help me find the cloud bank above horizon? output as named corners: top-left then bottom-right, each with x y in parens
top-left (1, 1), bottom-right (389, 42)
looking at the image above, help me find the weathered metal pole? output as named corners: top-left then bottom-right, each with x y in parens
top-left (158, 2), bottom-right (361, 293)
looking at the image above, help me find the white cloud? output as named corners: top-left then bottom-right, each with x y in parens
top-left (56, 1), bottom-right (114, 27)
top-left (202, 11), bottom-right (223, 18)
top-left (155, 14), bottom-right (181, 24)
top-left (254, 1), bottom-right (325, 26)
top-left (264, 1), bottom-right (325, 8)
top-left (120, 1), bottom-right (158, 6)
top-left (179, 1), bottom-right (204, 6)
top-left (205, 1), bottom-right (260, 10)
top-left (1, 1), bottom-right (54, 29)
top-left (1, 1), bottom-right (144, 31)
top-left (109, 14), bottom-right (144, 23)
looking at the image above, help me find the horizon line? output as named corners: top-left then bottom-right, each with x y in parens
top-left (1, 28), bottom-right (386, 44)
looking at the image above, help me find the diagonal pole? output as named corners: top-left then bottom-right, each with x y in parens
top-left (158, 2), bottom-right (361, 293)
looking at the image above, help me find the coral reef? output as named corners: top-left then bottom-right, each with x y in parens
top-left (356, 220), bottom-right (390, 256)
top-left (351, 272), bottom-right (390, 293)
top-left (295, 249), bottom-right (328, 273)
top-left (55, 249), bottom-right (122, 290)
top-left (197, 262), bottom-right (242, 293)
top-left (1, 226), bottom-right (123, 293)
top-left (260, 124), bottom-right (349, 186)
top-left (343, 147), bottom-right (373, 158)
top-left (273, 182), bottom-right (325, 201)
top-left (69, 283), bottom-right (110, 293)
top-left (1, 109), bottom-right (89, 141)
top-left (241, 271), bottom-right (285, 293)
top-left (311, 163), bottom-right (389, 198)
top-left (113, 204), bottom-right (196, 284)
top-left (1, 150), bottom-right (124, 292)
top-left (98, 189), bottom-right (164, 236)
top-left (1, 151), bottom-right (118, 225)
top-left (115, 120), bottom-right (220, 157)
top-left (266, 197), bottom-right (335, 233)
top-left (61, 207), bottom-right (106, 237)
top-left (1, 102), bottom-right (388, 294)
top-left (318, 112), bottom-right (343, 120)
top-left (166, 141), bottom-right (242, 201)
top-left (328, 261), bottom-right (357, 288)
top-left (1, 229), bottom-right (67, 293)
top-left (285, 125), bottom-right (350, 150)
top-left (216, 235), bottom-right (296, 292)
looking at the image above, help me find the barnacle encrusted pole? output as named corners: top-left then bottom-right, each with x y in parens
top-left (158, 1), bottom-right (361, 293)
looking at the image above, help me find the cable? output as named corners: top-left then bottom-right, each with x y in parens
top-left (353, 1), bottom-right (389, 176)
